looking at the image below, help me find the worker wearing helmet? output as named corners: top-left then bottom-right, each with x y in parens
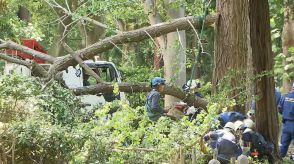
top-left (145, 77), bottom-right (169, 121)
top-left (204, 122), bottom-right (242, 163)
top-left (238, 119), bottom-right (273, 160)
top-left (279, 82), bottom-right (294, 158)
top-left (186, 79), bottom-right (203, 98)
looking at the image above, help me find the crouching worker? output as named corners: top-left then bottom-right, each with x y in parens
top-left (204, 122), bottom-right (242, 164)
top-left (145, 77), bottom-right (169, 121)
top-left (239, 119), bottom-right (274, 161)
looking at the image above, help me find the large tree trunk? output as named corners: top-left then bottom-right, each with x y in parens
top-left (17, 6), bottom-right (31, 22)
top-left (212, 0), bottom-right (249, 112)
top-left (249, 0), bottom-right (281, 162)
top-left (153, 39), bottom-right (162, 70)
top-left (144, 0), bottom-right (166, 70)
top-left (143, 0), bottom-right (186, 108)
top-left (163, 0), bottom-right (186, 108)
top-left (282, 0), bottom-right (294, 92)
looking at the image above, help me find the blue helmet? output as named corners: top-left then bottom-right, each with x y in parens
top-left (151, 77), bottom-right (165, 87)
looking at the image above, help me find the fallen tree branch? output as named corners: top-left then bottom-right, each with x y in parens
top-left (0, 41), bottom-right (56, 63)
top-left (49, 14), bottom-right (218, 74)
top-left (113, 147), bottom-right (155, 152)
top-left (0, 53), bottom-right (31, 67)
top-left (82, 17), bottom-right (121, 34)
top-left (0, 53), bottom-right (48, 77)
top-left (72, 82), bottom-right (208, 110)
top-left (62, 43), bottom-right (103, 83)
top-left (31, 62), bottom-right (49, 78)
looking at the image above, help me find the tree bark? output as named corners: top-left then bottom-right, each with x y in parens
top-left (17, 6), bottom-right (31, 22)
top-left (144, 0), bottom-right (165, 70)
top-left (0, 53), bottom-right (48, 77)
top-left (249, 0), bottom-right (281, 162)
top-left (163, 0), bottom-right (186, 109)
top-left (48, 14), bottom-right (217, 80)
top-left (212, 0), bottom-right (249, 96)
top-left (0, 41), bottom-right (56, 63)
top-left (116, 19), bottom-right (137, 65)
top-left (153, 39), bottom-right (162, 70)
top-left (282, 0), bottom-right (294, 92)
top-left (73, 82), bottom-right (208, 110)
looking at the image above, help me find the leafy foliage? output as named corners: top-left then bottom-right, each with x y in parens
top-left (274, 47), bottom-right (294, 83)
top-left (0, 75), bottom-right (224, 163)
top-left (0, 74), bottom-right (41, 122)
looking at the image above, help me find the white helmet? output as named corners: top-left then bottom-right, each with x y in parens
top-left (247, 110), bottom-right (255, 118)
top-left (234, 120), bottom-right (244, 131)
top-left (187, 80), bottom-right (198, 89)
top-left (224, 122), bottom-right (235, 131)
top-left (244, 119), bottom-right (255, 129)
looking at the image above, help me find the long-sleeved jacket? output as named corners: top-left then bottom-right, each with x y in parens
top-left (278, 92), bottom-right (294, 121)
top-left (204, 129), bottom-right (242, 162)
top-left (145, 89), bottom-right (165, 121)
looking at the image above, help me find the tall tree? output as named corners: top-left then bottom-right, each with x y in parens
top-left (249, 0), bottom-right (281, 161)
top-left (282, 0), bottom-right (294, 92)
top-left (213, 0), bottom-right (280, 160)
top-left (144, 0), bottom-right (186, 108)
top-left (163, 0), bottom-right (186, 108)
top-left (212, 0), bottom-right (249, 111)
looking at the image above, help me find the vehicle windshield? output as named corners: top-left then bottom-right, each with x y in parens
top-left (83, 64), bottom-right (117, 85)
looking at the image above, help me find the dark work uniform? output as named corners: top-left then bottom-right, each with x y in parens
top-left (279, 91), bottom-right (294, 157)
top-left (242, 128), bottom-right (273, 158)
top-left (216, 112), bottom-right (246, 128)
top-left (204, 129), bottom-right (242, 164)
top-left (145, 89), bottom-right (165, 121)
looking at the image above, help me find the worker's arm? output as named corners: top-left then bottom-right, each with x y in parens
top-left (278, 96), bottom-right (285, 114)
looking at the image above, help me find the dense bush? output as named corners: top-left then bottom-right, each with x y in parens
top-left (0, 74), bottom-right (227, 163)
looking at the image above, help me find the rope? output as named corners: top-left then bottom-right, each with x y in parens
top-left (188, 0), bottom-right (211, 88)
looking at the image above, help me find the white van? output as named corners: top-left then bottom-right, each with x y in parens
top-left (4, 60), bottom-right (126, 109)
top-left (62, 60), bottom-right (126, 109)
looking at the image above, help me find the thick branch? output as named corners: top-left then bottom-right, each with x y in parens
top-left (50, 14), bottom-right (218, 73)
top-left (31, 62), bottom-right (49, 78)
top-left (114, 147), bottom-right (155, 152)
top-left (0, 41), bottom-right (56, 63)
top-left (73, 82), bottom-right (208, 110)
top-left (0, 53), bottom-right (31, 67)
top-left (0, 53), bottom-right (48, 77)
top-left (63, 43), bottom-right (103, 83)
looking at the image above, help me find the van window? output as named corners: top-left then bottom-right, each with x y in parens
top-left (83, 65), bottom-right (117, 86)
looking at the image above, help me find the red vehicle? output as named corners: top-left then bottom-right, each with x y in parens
top-left (4, 39), bottom-right (47, 63)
